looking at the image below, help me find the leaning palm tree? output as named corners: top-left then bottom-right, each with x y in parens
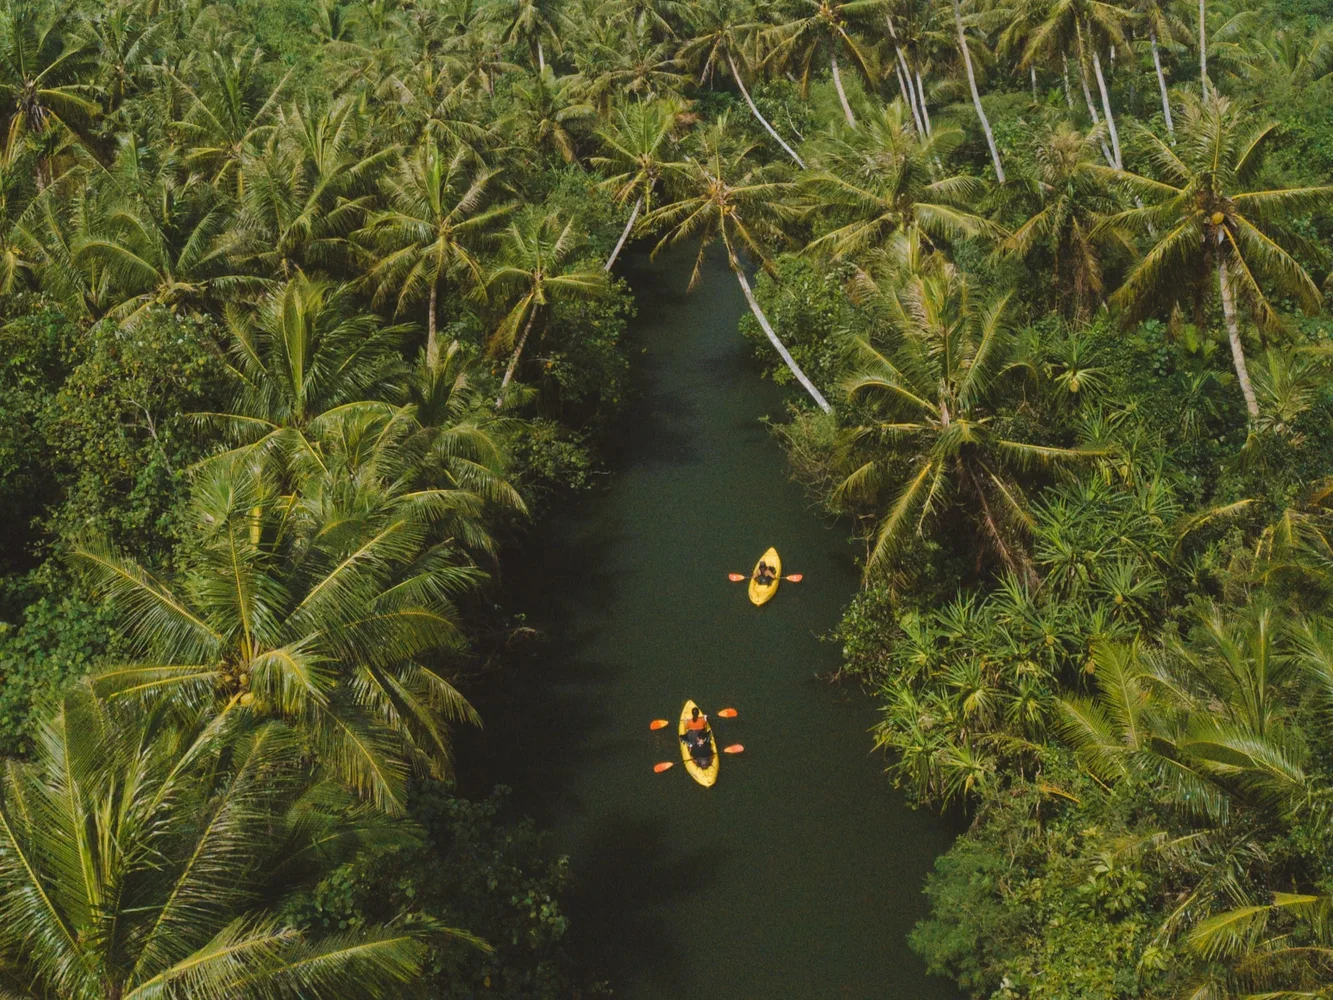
top-left (801, 101), bottom-right (992, 262)
top-left (948, 0), bottom-right (1006, 180)
top-left (677, 0), bottom-right (807, 168)
top-left (645, 114), bottom-right (831, 412)
top-left (75, 456), bottom-right (485, 814)
top-left (1104, 95), bottom-right (1333, 419)
top-left (0, 683), bottom-right (437, 999)
top-left (359, 141), bottom-right (513, 368)
top-left (591, 98), bottom-right (686, 270)
top-left (839, 233), bottom-right (1100, 576)
top-left (487, 208), bottom-right (609, 405)
top-left (762, 0), bottom-right (880, 129)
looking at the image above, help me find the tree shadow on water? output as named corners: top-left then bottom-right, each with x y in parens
top-left (566, 814), bottom-right (731, 989)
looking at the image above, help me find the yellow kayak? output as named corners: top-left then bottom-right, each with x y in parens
top-left (748, 547), bottom-right (781, 606)
top-left (679, 700), bottom-right (718, 787)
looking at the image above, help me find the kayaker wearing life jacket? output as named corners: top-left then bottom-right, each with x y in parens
top-left (681, 706), bottom-right (710, 757)
top-left (754, 561), bottom-right (775, 586)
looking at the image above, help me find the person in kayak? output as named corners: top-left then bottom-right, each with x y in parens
top-left (754, 561), bottom-right (775, 587)
top-left (681, 706), bottom-right (711, 761)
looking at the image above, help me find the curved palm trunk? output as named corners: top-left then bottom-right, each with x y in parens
top-left (727, 52), bottom-right (806, 169)
top-left (1151, 32), bottom-right (1175, 138)
top-left (1061, 54), bottom-right (1075, 109)
top-left (427, 281), bottom-right (439, 369)
top-left (831, 50), bottom-right (857, 127)
top-left (916, 70), bottom-right (933, 135)
top-left (537, 38), bottom-right (545, 72)
top-left (496, 308), bottom-right (538, 408)
top-left (1199, 0), bottom-right (1208, 94)
top-left (1076, 54), bottom-right (1117, 167)
top-left (605, 196), bottom-right (642, 271)
top-left (734, 267), bottom-right (831, 413)
top-left (1091, 49), bottom-right (1122, 168)
top-left (1218, 257), bottom-right (1259, 419)
top-left (953, 0), bottom-right (1004, 183)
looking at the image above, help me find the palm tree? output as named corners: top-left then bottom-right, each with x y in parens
top-left (800, 101), bottom-right (992, 261)
top-left (487, 208), bottom-right (609, 405)
top-left (838, 234), bottom-right (1100, 576)
top-left (0, 0), bottom-right (100, 176)
top-left (1022, 0), bottom-right (1129, 168)
top-left (0, 683), bottom-right (435, 999)
top-left (1130, 0), bottom-right (1191, 139)
top-left (487, 0), bottom-right (562, 70)
top-left (1104, 95), bottom-right (1333, 419)
top-left (508, 65), bottom-right (596, 166)
top-left (359, 141), bottom-right (512, 368)
top-left (677, 0), bottom-right (807, 168)
top-left (201, 272), bottom-right (410, 468)
top-left (646, 114), bottom-right (831, 411)
top-left (762, 0), bottom-right (879, 129)
top-left (591, 98), bottom-right (685, 270)
top-left (76, 455), bottom-right (485, 814)
top-left (1001, 123), bottom-right (1130, 316)
top-left (168, 48), bottom-right (292, 196)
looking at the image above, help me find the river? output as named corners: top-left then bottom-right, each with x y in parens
top-left (465, 247), bottom-right (960, 998)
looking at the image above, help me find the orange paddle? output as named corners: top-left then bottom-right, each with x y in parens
top-left (717, 708), bottom-right (738, 718)
top-left (724, 744), bottom-right (744, 754)
top-left (649, 719), bottom-right (668, 730)
top-left (653, 761), bottom-right (674, 772)
top-left (728, 572), bottom-right (803, 582)
top-left (728, 573), bottom-right (746, 581)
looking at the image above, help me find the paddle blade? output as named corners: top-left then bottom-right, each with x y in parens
top-left (716, 708), bottom-right (738, 718)
top-left (785, 574), bottom-right (803, 582)
top-left (723, 744), bottom-right (745, 754)
top-left (649, 719), bottom-right (668, 730)
top-left (653, 761), bottom-right (674, 772)
top-left (727, 573), bottom-right (746, 582)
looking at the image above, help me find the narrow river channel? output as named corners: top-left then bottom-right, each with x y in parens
top-left (466, 247), bottom-right (960, 998)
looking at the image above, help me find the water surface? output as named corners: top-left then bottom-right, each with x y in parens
top-left (466, 248), bottom-right (959, 999)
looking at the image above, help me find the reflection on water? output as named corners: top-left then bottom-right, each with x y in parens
top-left (462, 247), bottom-right (961, 999)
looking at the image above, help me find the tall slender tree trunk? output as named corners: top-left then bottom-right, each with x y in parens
top-left (886, 18), bottom-right (927, 134)
top-left (1217, 257), bottom-right (1259, 418)
top-left (1076, 53), bottom-right (1117, 166)
top-left (1091, 49), bottom-right (1122, 168)
top-left (427, 281), bottom-right (439, 368)
top-left (831, 50), bottom-right (857, 127)
top-left (537, 38), bottom-right (545, 72)
top-left (1062, 54), bottom-right (1075, 109)
top-left (497, 308), bottom-right (538, 408)
top-left (1198, 0), bottom-right (1208, 94)
top-left (895, 61), bottom-right (925, 133)
top-left (1151, 32), bottom-right (1175, 138)
top-left (953, 0), bottom-right (1003, 182)
top-left (605, 196), bottom-right (642, 271)
top-left (734, 267), bottom-right (831, 413)
top-left (1031, 64), bottom-right (1038, 98)
top-left (727, 52), bottom-right (806, 169)
top-left (916, 70), bottom-right (933, 135)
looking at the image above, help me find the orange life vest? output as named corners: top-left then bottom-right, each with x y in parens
top-left (685, 716), bottom-right (707, 731)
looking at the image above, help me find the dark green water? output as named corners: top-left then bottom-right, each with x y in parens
top-left (467, 248), bottom-right (959, 998)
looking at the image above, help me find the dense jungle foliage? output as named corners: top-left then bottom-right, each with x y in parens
top-left (0, 0), bottom-right (1330, 994)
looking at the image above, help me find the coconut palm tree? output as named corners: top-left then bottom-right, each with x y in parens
top-left (1001, 123), bottom-right (1130, 316)
top-left (838, 233), bottom-right (1100, 576)
top-left (508, 65), bottom-right (596, 166)
top-left (358, 140), bottom-right (513, 368)
top-left (1129, 0), bottom-right (1191, 139)
top-left (0, 683), bottom-right (435, 1000)
top-left (800, 101), bottom-right (992, 262)
top-left (591, 98), bottom-right (685, 270)
top-left (201, 272), bottom-right (410, 468)
top-left (487, 0), bottom-right (563, 70)
top-left (677, 0), bottom-right (807, 168)
top-left (948, 0), bottom-right (1006, 180)
top-left (487, 208), bottom-right (609, 405)
top-left (762, 0), bottom-right (880, 129)
top-left (645, 114), bottom-right (831, 411)
top-left (75, 455), bottom-right (485, 814)
top-left (1103, 95), bottom-right (1333, 419)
